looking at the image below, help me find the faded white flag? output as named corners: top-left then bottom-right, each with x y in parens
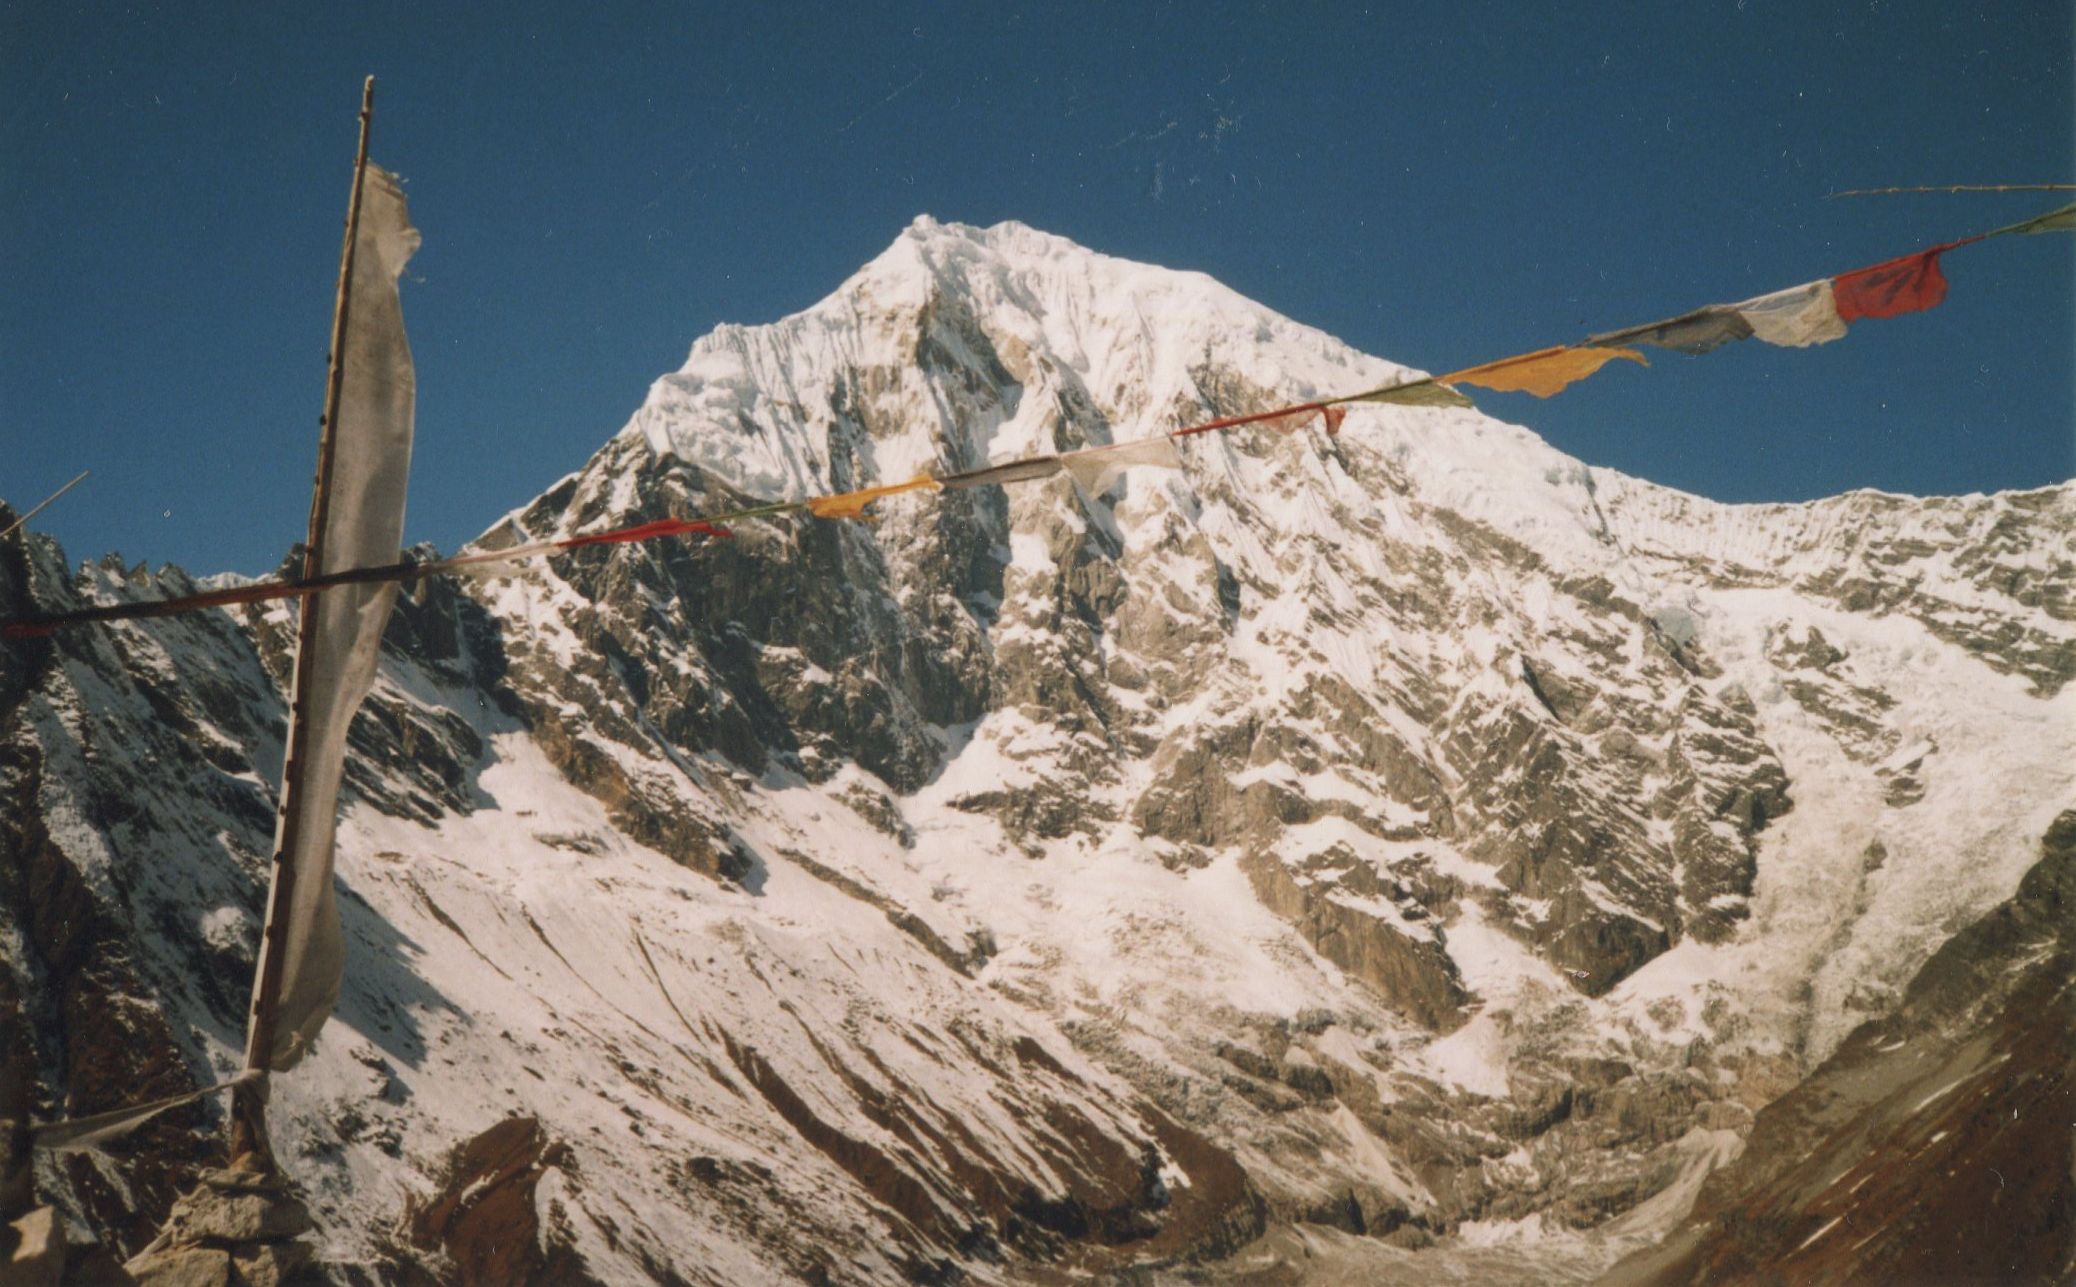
top-left (1734, 280), bottom-right (1848, 348)
top-left (1059, 435), bottom-right (1185, 496)
top-left (34, 1072), bottom-right (262, 1153)
top-left (255, 163), bottom-right (419, 1071)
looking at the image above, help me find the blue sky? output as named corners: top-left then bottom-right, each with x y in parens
top-left (3, 1), bottom-right (2071, 576)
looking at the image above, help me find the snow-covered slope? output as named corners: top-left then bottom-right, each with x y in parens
top-left (4, 217), bottom-right (2070, 1283)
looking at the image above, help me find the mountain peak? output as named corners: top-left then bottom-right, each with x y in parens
top-left (629, 219), bottom-right (1418, 504)
top-left (891, 212), bottom-right (1113, 266)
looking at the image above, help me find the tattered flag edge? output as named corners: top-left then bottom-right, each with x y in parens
top-left (30, 1072), bottom-right (263, 1154)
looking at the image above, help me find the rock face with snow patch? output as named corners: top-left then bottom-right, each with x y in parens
top-left (2, 218), bottom-right (2071, 1283)
top-left (1607, 810), bottom-right (2076, 1286)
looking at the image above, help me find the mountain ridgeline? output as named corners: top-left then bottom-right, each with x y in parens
top-left (3, 217), bottom-right (2070, 1283)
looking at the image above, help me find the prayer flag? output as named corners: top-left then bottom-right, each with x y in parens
top-left (1059, 436), bottom-right (1185, 494)
top-left (936, 457), bottom-right (1065, 490)
top-left (258, 164), bottom-right (420, 1071)
top-left (1441, 346), bottom-right (1647, 398)
top-left (1175, 400), bottom-right (1332, 438)
top-left (35, 1073), bottom-right (262, 1153)
top-left (1346, 378), bottom-right (1475, 409)
top-left (1831, 242), bottom-right (1971, 322)
top-left (1990, 202), bottom-right (2076, 238)
top-left (1734, 280), bottom-right (1849, 348)
top-left (1252, 405), bottom-right (1347, 436)
top-left (807, 474), bottom-right (941, 521)
top-left (1592, 307), bottom-right (1754, 356)
top-left (559, 517), bottom-right (732, 548)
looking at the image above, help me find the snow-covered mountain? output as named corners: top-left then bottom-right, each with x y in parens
top-left (3, 216), bottom-right (2071, 1284)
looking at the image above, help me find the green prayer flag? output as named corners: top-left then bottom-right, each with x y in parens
top-left (1989, 202), bottom-right (2076, 238)
top-left (1590, 307), bottom-right (1754, 356)
top-left (1346, 379), bottom-right (1474, 410)
top-left (937, 457), bottom-right (1064, 491)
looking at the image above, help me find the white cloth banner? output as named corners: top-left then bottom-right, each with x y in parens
top-left (255, 163), bottom-right (419, 1071)
top-left (1735, 279), bottom-right (1848, 348)
top-left (32, 1073), bottom-right (262, 1154)
top-left (1059, 435), bottom-right (1185, 496)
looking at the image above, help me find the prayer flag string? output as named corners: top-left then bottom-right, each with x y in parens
top-left (5, 203), bottom-right (2070, 640)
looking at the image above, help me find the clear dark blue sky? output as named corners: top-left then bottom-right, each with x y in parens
top-left (4, 2), bottom-right (2071, 576)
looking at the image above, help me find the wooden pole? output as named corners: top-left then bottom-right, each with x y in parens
top-left (229, 76), bottom-right (377, 1169)
top-left (0, 471), bottom-right (90, 540)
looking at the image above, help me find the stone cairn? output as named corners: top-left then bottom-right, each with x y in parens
top-left (120, 1160), bottom-right (321, 1287)
top-left (4, 1105), bottom-right (324, 1287)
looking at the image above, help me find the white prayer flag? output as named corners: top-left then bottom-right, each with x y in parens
top-left (1059, 435), bottom-right (1185, 496)
top-left (256, 164), bottom-right (419, 1071)
top-left (1734, 280), bottom-right (1848, 348)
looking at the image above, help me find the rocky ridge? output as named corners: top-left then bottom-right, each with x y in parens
top-left (2, 217), bottom-right (2071, 1283)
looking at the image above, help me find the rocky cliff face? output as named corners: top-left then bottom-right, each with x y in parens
top-left (1606, 810), bottom-right (2076, 1286)
top-left (2, 218), bottom-right (2071, 1284)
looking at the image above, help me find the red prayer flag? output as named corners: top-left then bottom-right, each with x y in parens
top-left (559, 517), bottom-right (733, 548)
top-left (1831, 238), bottom-right (1979, 322)
top-left (1251, 404), bottom-right (1346, 436)
top-left (1174, 400), bottom-right (1338, 438)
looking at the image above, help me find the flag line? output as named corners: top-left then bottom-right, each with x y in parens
top-left (4, 201), bottom-right (2071, 641)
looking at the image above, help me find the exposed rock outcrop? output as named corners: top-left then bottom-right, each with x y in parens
top-left (1607, 811), bottom-right (2076, 1285)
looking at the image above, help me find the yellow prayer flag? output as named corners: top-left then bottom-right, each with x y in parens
top-left (806, 474), bottom-right (942, 521)
top-left (1441, 345), bottom-right (1647, 399)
